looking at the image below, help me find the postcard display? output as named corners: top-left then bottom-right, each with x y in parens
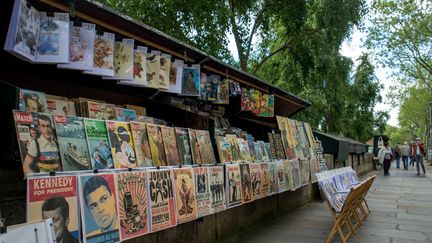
top-left (4, 0), bottom-right (326, 242)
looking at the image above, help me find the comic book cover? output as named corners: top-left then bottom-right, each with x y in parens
top-left (249, 163), bottom-right (263, 200)
top-left (254, 142), bottom-right (263, 162)
top-left (267, 162), bottom-right (277, 195)
top-left (106, 120), bottom-right (136, 168)
top-left (225, 164), bottom-right (242, 208)
top-left (116, 171), bottom-right (149, 240)
top-left (215, 79), bottom-right (229, 104)
top-left (83, 31), bottom-right (115, 77)
top-left (300, 158), bottom-right (310, 186)
top-left (245, 134), bottom-right (256, 162)
top-left (309, 158), bottom-right (320, 183)
top-left (19, 88), bottom-right (48, 113)
top-left (46, 95), bottom-right (77, 116)
top-left (195, 130), bottom-right (216, 164)
top-left (237, 138), bottom-right (251, 162)
top-left (175, 127), bottom-right (193, 165)
top-left (130, 121), bottom-right (152, 167)
top-left (194, 166), bottom-right (211, 218)
top-left (172, 167), bottom-right (196, 224)
top-left (27, 175), bottom-right (79, 242)
top-left (276, 161), bottom-right (286, 193)
top-left (181, 65), bottom-right (200, 96)
top-left (83, 118), bottom-right (114, 169)
top-left (239, 164), bottom-right (253, 203)
top-left (146, 169), bottom-right (176, 232)
top-left (54, 115), bottom-right (91, 171)
top-left (57, 22), bottom-right (96, 71)
top-left (240, 88), bottom-right (252, 111)
top-left (207, 74), bottom-right (220, 101)
top-left (36, 12), bottom-right (69, 64)
top-left (209, 166), bottom-right (226, 213)
top-left (146, 124), bottom-right (167, 166)
top-left (199, 73), bottom-right (208, 100)
top-left (188, 128), bottom-right (202, 165)
top-left (258, 94), bottom-right (269, 117)
top-left (216, 136), bottom-right (233, 163)
top-left (250, 89), bottom-right (260, 114)
top-left (265, 143), bottom-right (273, 161)
top-left (103, 38), bottom-right (134, 80)
top-left (283, 160), bottom-right (294, 191)
top-left (114, 107), bottom-right (137, 122)
top-left (268, 95), bottom-right (274, 117)
top-left (273, 133), bottom-right (286, 160)
top-left (159, 53), bottom-right (171, 90)
top-left (291, 159), bottom-right (302, 189)
top-left (13, 111), bottom-right (61, 174)
top-left (161, 126), bottom-right (180, 166)
top-left (166, 59), bottom-right (183, 94)
top-left (257, 141), bottom-right (269, 162)
top-left (79, 173), bottom-right (120, 243)
top-left (260, 163), bottom-right (270, 197)
top-left (226, 134), bottom-right (241, 162)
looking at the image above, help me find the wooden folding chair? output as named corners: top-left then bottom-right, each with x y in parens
top-left (354, 175), bottom-right (376, 221)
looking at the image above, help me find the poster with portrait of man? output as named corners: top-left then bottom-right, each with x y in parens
top-left (27, 175), bottom-right (79, 243)
top-left (79, 173), bottom-right (120, 243)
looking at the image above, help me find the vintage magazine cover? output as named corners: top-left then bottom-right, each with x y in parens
top-left (199, 73), bottom-right (208, 100)
top-left (46, 95), bottom-right (77, 116)
top-left (116, 171), bottom-right (149, 240)
top-left (215, 78), bottom-right (229, 104)
top-left (104, 103), bottom-right (117, 121)
top-left (225, 164), bottom-right (242, 208)
top-left (194, 166), bottom-right (211, 218)
top-left (166, 59), bottom-right (184, 94)
top-left (83, 118), bottom-right (114, 169)
top-left (245, 134), bottom-right (256, 162)
top-left (260, 163), bottom-right (270, 197)
top-left (79, 173), bottom-right (120, 243)
top-left (309, 158), bottom-right (320, 183)
top-left (276, 116), bottom-right (296, 159)
top-left (195, 130), bottom-right (216, 164)
top-left (283, 159), bottom-right (294, 191)
top-left (201, 74), bottom-right (219, 101)
top-left (146, 124), bottom-right (167, 166)
top-left (291, 159), bottom-right (302, 189)
top-left (13, 111), bottom-right (61, 174)
top-left (276, 160), bottom-right (286, 193)
top-left (181, 65), bottom-right (200, 96)
top-left (239, 163), bottom-right (253, 203)
top-left (300, 158), bottom-right (311, 186)
top-left (172, 167), bottom-right (196, 224)
top-left (27, 175), bottom-right (79, 242)
top-left (161, 126), bottom-right (180, 166)
top-left (54, 115), bottom-right (91, 171)
top-left (83, 31), bottom-right (115, 77)
top-left (267, 162), bottom-right (277, 195)
top-left (175, 127), bottom-right (193, 165)
top-left (146, 169), bottom-right (176, 232)
top-left (226, 134), bottom-right (241, 162)
top-left (19, 88), bottom-right (48, 113)
top-left (251, 89), bottom-right (261, 114)
top-left (103, 38), bottom-right (134, 80)
top-left (130, 121), bottom-right (153, 167)
top-left (86, 101), bottom-right (105, 120)
top-left (216, 136), bottom-right (233, 163)
top-left (106, 120), bottom-right (137, 168)
top-left (145, 52), bottom-right (160, 89)
top-left (188, 128), bottom-right (202, 165)
top-left (159, 53), bottom-right (171, 89)
top-left (36, 12), bottom-right (69, 63)
top-left (119, 45), bottom-right (147, 87)
top-left (237, 138), bottom-right (251, 162)
top-left (257, 141), bottom-right (269, 162)
top-left (57, 22), bottom-right (96, 71)
top-left (114, 107), bottom-right (137, 122)
top-left (240, 88), bottom-right (252, 111)
top-left (249, 163), bottom-right (263, 200)
top-left (253, 142), bottom-right (263, 162)
top-left (209, 166), bottom-right (226, 213)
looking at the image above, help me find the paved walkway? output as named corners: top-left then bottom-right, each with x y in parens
top-left (240, 162), bottom-right (432, 243)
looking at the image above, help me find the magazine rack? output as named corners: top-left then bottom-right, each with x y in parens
top-left (323, 175), bottom-right (376, 243)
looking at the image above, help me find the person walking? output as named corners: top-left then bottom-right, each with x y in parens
top-left (378, 141), bottom-right (393, 176)
top-left (411, 137), bottom-right (426, 175)
top-left (400, 141), bottom-right (411, 170)
top-left (393, 143), bottom-right (401, 169)
top-left (409, 140), bottom-right (416, 167)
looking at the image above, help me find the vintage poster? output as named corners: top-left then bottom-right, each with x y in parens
top-left (291, 159), bottom-right (302, 189)
top-left (257, 141), bottom-right (269, 162)
top-left (166, 59), bottom-right (184, 94)
top-left (273, 133), bottom-right (286, 160)
top-left (225, 164), bottom-right (242, 208)
top-left (216, 136), bottom-right (233, 163)
top-left (260, 163), bottom-right (271, 197)
top-left (209, 166), bottom-right (226, 213)
top-left (175, 127), bottom-right (193, 165)
top-left (276, 160), bottom-right (286, 193)
top-left (146, 124), bottom-right (167, 166)
top-left (114, 108), bottom-right (137, 122)
top-left (268, 133), bottom-right (277, 160)
top-left (245, 134), bottom-right (256, 162)
top-left (158, 53), bottom-right (171, 89)
top-left (83, 118), bottom-right (114, 169)
top-left (267, 162), bottom-right (277, 195)
top-left (54, 115), bottom-right (91, 171)
top-left (300, 158), bottom-right (310, 186)
top-left (239, 163), bottom-right (253, 203)
top-left (106, 121), bottom-right (137, 169)
top-left (249, 163), bottom-right (263, 200)
top-left (146, 169), bottom-right (176, 232)
top-left (289, 119), bottom-right (305, 158)
top-left (46, 95), bottom-right (77, 116)
top-left (36, 12), bottom-right (69, 64)
top-left (258, 94), bottom-right (269, 117)
top-left (309, 158), bottom-right (320, 183)
top-left (240, 88), bottom-right (252, 111)
top-left (79, 173), bottom-right (120, 243)
top-left (13, 111), bottom-right (61, 174)
top-left (254, 142), bottom-right (263, 161)
top-left (172, 167), bottom-right (196, 224)
top-left (250, 89), bottom-right (261, 114)
top-left (161, 126), bottom-right (180, 166)
top-left (19, 88), bottom-right (48, 113)
top-left (200, 74), bottom-right (219, 101)
top-left (83, 31), bottom-right (115, 77)
top-left (195, 130), bottom-right (216, 164)
top-left (188, 128), bottom-right (202, 165)
top-left (283, 159), bottom-right (294, 191)
top-left (181, 65), bottom-right (200, 96)
top-left (27, 175), bottom-right (79, 243)
top-left (116, 171), bottom-right (149, 240)
top-left (145, 52), bottom-right (160, 89)
top-left (238, 138), bottom-right (251, 162)
top-left (130, 121), bottom-right (153, 167)
top-left (194, 167), bottom-right (212, 218)
top-left (276, 116), bottom-right (296, 159)
top-left (226, 134), bottom-right (241, 162)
